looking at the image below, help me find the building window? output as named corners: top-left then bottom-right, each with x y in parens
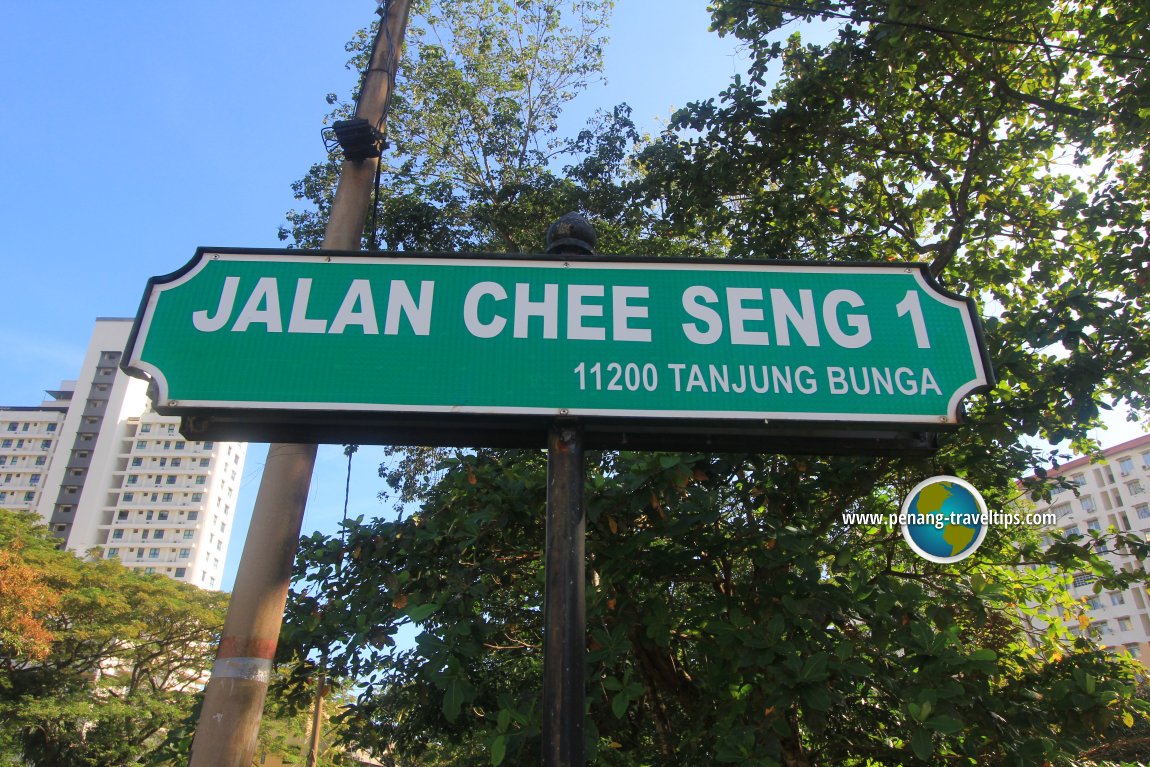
top-left (1086, 595), bottom-right (1103, 610)
top-left (24, 492), bottom-right (35, 502)
top-left (171, 458), bottom-right (181, 467)
top-left (188, 511), bottom-right (199, 521)
top-left (191, 493), bottom-right (203, 502)
top-left (123, 492), bottom-right (134, 502)
top-left (1119, 617), bottom-right (1134, 632)
top-left (195, 476), bottom-right (206, 485)
top-left (144, 567), bottom-right (156, 574)
top-left (136, 440), bottom-right (147, 450)
top-left (127, 475), bottom-right (138, 485)
top-left (117, 510), bottom-right (129, 521)
top-left (1096, 621), bottom-right (1112, 636)
top-left (158, 510), bottom-right (169, 520)
top-left (107, 548), bottom-right (119, 558)
top-left (204, 441), bottom-right (214, 449)
top-left (1110, 592), bottom-right (1126, 606)
top-left (34, 456), bottom-right (45, 466)
top-left (154, 530), bottom-right (165, 540)
top-left (179, 548), bottom-right (190, 558)
top-left (162, 493), bottom-right (173, 502)
top-left (1086, 518), bottom-right (1101, 531)
top-left (1137, 504), bottom-right (1150, 520)
top-left (174, 568), bottom-right (186, 578)
top-left (1128, 479), bottom-right (1145, 496)
top-left (112, 530), bottom-right (124, 539)
top-left (148, 548), bottom-right (159, 559)
top-left (183, 530), bottom-right (194, 539)
top-left (47, 424), bottom-right (56, 432)
top-left (141, 424), bottom-right (151, 433)
top-left (1, 440), bottom-right (11, 448)
top-left (1119, 457), bottom-right (1135, 476)
top-left (166, 476), bottom-right (176, 485)
top-left (1081, 496), bottom-right (1097, 513)
top-left (1073, 573), bottom-right (1096, 588)
top-left (132, 457), bottom-right (142, 467)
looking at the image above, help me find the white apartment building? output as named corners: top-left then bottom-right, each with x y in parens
top-left (1032, 432), bottom-right (1150, 663)
top-left (0, 318), bottom-right (246, 590)
top-left (0, 405), bottom-right (66, 513)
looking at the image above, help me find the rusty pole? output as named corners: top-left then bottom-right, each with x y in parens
top-left (186, 4), bottom-right (411, 765)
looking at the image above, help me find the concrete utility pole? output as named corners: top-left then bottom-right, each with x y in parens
top-left (187, 4), bottom-right (411, 766)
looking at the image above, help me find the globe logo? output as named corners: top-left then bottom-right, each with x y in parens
top-left (900, 476), bottom-right (988, 563)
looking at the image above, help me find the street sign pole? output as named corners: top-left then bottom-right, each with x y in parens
top-left (543, 421), bottom-right (585, 767)
top-left (186, 4), bottom-right (411, 766)
top-left (541, 215), bottom-right (596, 767)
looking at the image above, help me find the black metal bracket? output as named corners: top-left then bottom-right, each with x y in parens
top-left (330, 118), bottom-right (388, 160)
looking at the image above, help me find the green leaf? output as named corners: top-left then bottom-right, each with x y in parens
top-left (491, 734), bottom-right (507, 766)
top-left (612, 691), bottom-right (629, 719)
top-left (911, 728), bottom-right (933, 761)
top-left (442, 676), bottom-right (470, 723)
top-left (405, 602), bottom-right (441, 622)
top-left (801, 685), bottom-right (833, 712)
top-left (926, 714), bottom-right (963, 735)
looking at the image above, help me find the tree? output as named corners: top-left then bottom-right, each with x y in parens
top-left (646, 0), bottom-right (1149, 456)
top-left (280, 0), bottom-right (652, 256)
top-left (279, 1), bottom-right (1150, 765)
top-left (0, 509), bottom-right (228, 767)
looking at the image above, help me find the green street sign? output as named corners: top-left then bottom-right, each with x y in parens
top-left (124, 248), bottom-right (992, 448)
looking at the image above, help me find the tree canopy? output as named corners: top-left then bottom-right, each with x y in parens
top-left (0, 509), bottom-right (228, 767)
top-left (277, 1), bottom-right (1150, 765)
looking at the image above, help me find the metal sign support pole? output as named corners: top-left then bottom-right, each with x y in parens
top-left (543, 422), bottom-right (586, 766)
top-left (541, 214), bottom-right (596, 766)
top-left (186, 4), bottom-right (411, 766)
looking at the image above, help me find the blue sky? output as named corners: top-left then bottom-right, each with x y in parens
top-left (0, 2), bottom-right (751, 589)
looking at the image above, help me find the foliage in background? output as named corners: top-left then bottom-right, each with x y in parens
top-left (279, 0), bottom-right (681, 256)
top-left (0, 509), bottom-right (227, 767)
top-left (277, 0), bottom-right (1150, 765)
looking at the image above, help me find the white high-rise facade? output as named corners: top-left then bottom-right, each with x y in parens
top-left (1032, 433), bottom-right (1150, 663)
top-left (0, 318), bottom-right (246, 590)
